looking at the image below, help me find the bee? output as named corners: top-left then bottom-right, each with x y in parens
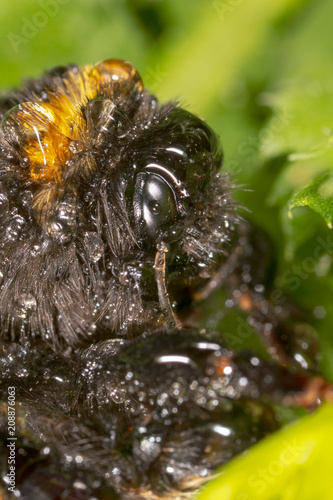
top-left (0, 59), bottom-right (332, 499)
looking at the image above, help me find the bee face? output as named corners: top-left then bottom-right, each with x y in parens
top-left (0, 59), bottom-right (234, 348)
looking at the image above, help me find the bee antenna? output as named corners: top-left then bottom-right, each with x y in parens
top-left (154, 242), bottom-right (181, 330)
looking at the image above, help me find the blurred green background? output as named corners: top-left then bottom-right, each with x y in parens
top-left (1, 0), bottom-right (333, 498)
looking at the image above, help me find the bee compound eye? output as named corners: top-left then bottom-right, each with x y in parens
top-left (134, 173), bottom-right (178, 244)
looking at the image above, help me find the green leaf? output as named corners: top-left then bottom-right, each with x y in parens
top-left (259, 0), bottom-right (333, 162)
top-left (256, 0), bottom-right (333, 242)
top-left (289, 173), bottom-right (333, 227)
top-left (198, 404), bottom-right (333, 500)
top-left (280, 205), bottom-right (321, 261)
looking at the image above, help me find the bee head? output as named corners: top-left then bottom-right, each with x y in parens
top-left (0, 59), bottom-right (238, 347)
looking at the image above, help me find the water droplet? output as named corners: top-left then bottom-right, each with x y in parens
top-left (30, 244), bottom-right (41, 257)
top-left (110, 388), bottom-right (126, 404)
top-left (149, 200), bottom-right (162, 215)
top-left (47, 221), bottom-right (65, 241)
top-left (239, 376), bottom-right (248, 387)
top-left (223, 366), bottom-right (232, 375)
top-left (313, 305), bottom-right (326, 318)
top-left (16, 294), bottom-right (37, 318)
top-left (207, 399), bottom-right (219, 410)
top-left (1, 104), bottom-right (25, 141)
top-left (84, 232), bottom-right (104, 262)
top-left (250, 357), bottom-right (260, 366)
top-left (5, 215), bottom-right (25, 241)
top-left (0, 193), bottom-right (9, 213)
top-left (21, 190), bottom-right (33, 206)
top-left (225, 386), bottom-right (237, 398)
top-left (46, 200), bottom-right (77, 243)
top-left (194, 386), bottom-right (207, 406)
top-left (72, 480), bottom-right (86, 490)
top-left (138, 390), bottom-right (146, 402)
top-left (157, 392), bottom-right (168, 406)
top-left (170, 382), bottom-right (185, 398)
top-left (190, 380), bottom-right (198, 391)
top-left (139, 435), bottom-right (161, 460)
top-left (15, 367), bottom-right (28, 378)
